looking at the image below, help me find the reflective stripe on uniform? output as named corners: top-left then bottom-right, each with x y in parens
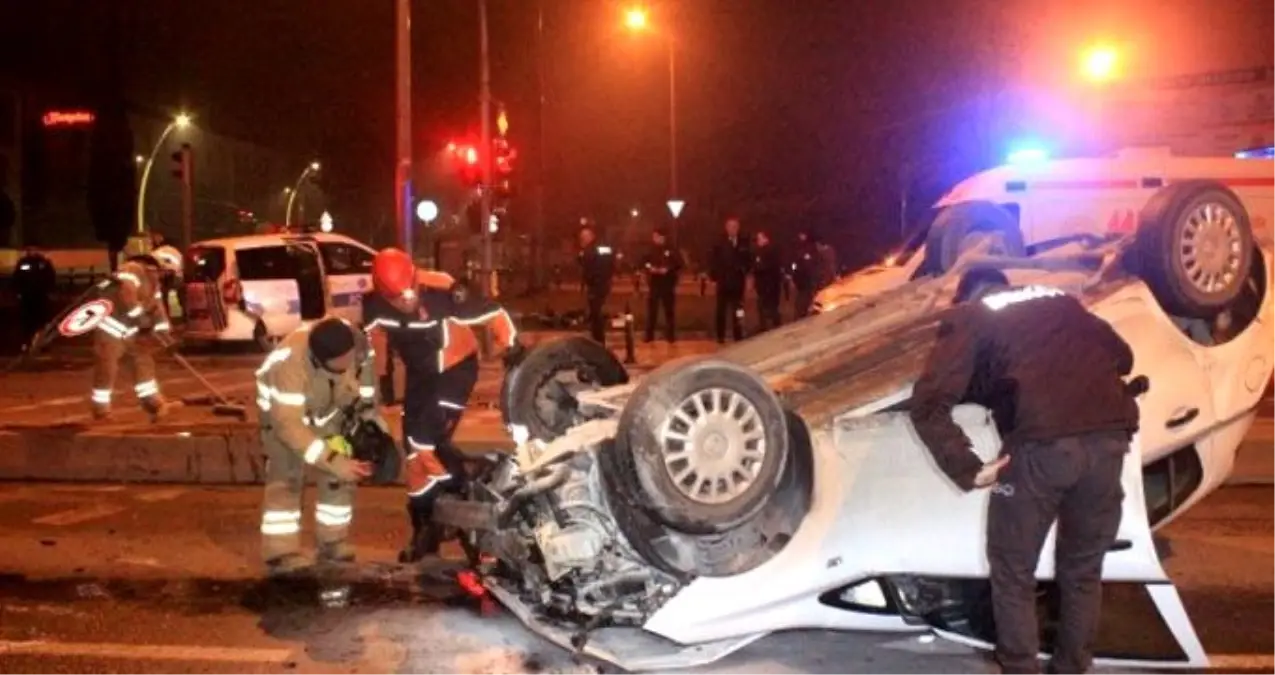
top-left (407, 320), bottom-right (438, 329)
top-left (91, 389), bottom-right (112, 404)
top-left (98, 316), bottom-right (137, 339)
top-left (255, 347), bottom-right (293, 377)
top-left (272, 390), bottom-right (306, 406)
top-left (134, 380), bottom-right (160, 398)
top-left (154, 321), bottom-right (171, 332)
top-left (115, 272), bottom-right (141, 287)
top-left (359, 386), bottom-right (375, 399)
top-left (452, 308), bottom-right (518, 347)
top-left (255, 381), bottom-right (272, 411)
top-left (127, 306), bottom-right (143, 318)
top-left (407, 475), bottom-right (451, 497)
top-left (305, 409), bottom-right (339, 427)
top-left (303, 439), bottom-right (326, 464)
top-left (407, 437), bottom-right (435, 453)
top-left (315, 504), bottom-right (353, 527)
top-left (438, 399), bottom-right (464, 411)
top-left (260, 509), bottom-right (302, 536)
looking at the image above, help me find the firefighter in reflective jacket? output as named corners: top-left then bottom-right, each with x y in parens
top-left (255, 317), bottom-right (382, 575)
top-left (91, 261), bottom-right (173, 421)
top-left (362, 248), bottom-right (523, 562)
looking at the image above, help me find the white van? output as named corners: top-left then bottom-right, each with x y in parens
top-left (814, 147), bottom-right (1274, 312)
top-left (182, 232), bottom-right (376, 350)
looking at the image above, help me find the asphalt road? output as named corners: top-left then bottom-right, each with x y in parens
top-left (0, 483), bottom-right (1269, 674)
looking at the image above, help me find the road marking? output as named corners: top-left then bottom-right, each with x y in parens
top-left (33, 504), bottom-right (127, 526)
top-left (1208, 653), bottom-right (1275, 670)
top-left (0, 640), bottom-right (293, 664)
top-left (134, 488), bottom-right (186, 502)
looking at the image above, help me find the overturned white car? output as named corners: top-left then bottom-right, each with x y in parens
top-left (436, 182), bottom-right (1273, 671)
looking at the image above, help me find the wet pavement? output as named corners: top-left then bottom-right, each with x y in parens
top-left (0, 483), bottom-right (1270, 674)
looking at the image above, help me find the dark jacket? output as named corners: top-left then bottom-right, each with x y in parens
top-left (13, 252), bottom-right (56, 299)
top-left (578, 243), bottom-right (616, 295)
top-left (752, 243), bottom-right (784, 296)
top-left (642, 243), bottom-right (682, 287)
top-left (908, 287), bottom-right (1138, 491)
top-left (789, 240), bottom-right (819, 291)
top-left (709, 236), bottom-right (751, 292)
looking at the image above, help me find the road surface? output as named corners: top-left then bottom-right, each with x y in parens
top-left (0, 482), bottom-right (1270, 674)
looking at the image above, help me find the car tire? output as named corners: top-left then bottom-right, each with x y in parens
top-left (252, 320), bottom-right (278, 353)
top-left (1133, 181), bottom-right (1255, 318)
top-left (610, 357), bottom-right (789, 535)
top-left (499, 336), bottom-right (629, 442)
top-left (923, 201), bottom-right (1025, 273)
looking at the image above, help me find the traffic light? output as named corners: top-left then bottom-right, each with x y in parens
top-left (171, 143), bottom-right (192, 181)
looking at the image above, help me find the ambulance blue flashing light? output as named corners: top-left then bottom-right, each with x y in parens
top-left (1007, 146), bottom-right (1050, 165)
top-left (1234, 146), bottom-right (1274, 160)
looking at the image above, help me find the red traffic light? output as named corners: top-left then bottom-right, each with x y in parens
top-left (464, 146), bottom-right (479, 165)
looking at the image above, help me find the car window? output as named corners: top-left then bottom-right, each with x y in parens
top-left (319, 242), bottom-right (374, 275)
top-left (236, 245), bottom-right (307, 280)
top-left (184, 246), bottom-right (226, 282)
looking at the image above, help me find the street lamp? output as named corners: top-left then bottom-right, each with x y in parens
top-left (1081, 45), bottom-right (1119, 83)
top-left (623, 6), bottom-right (679, 201)
top-left (285, 161), bottom-right (321, 226)
top-left (136, 112), bottom-right (192, 235)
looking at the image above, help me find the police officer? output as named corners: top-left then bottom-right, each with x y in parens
top-left (577, 223), bottom-right (615, 344)
top-left (789, 230), bottom-right (819, 318)
top-left (90, 260), bottom-right (173, 421)
top-left (255, 317), bottom-right (383, 575)
top-left (909, 269), bottom-right (1142, 675)
top-left (12, 247), bottom-right (56, 349)
top-left (362, 248), bottom-right (522, 562)
top-left (641, 227), bottom-right (681, 343)
top-left (751, 230), bottom-right (783, 333)
top-left (709, 216), bottom-right (750, 343)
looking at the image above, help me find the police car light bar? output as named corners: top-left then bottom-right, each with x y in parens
top-left (1234, 145), bottom-right (1274, 159)
top-left (1006, 147), bottom-right (1050, 165)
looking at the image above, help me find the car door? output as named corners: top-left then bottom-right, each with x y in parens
top-left (234, 245), bottom-right (306, 335)
top-left (316, 240), bottom-right (374, 323)
top-left (182, 245), bottom-right (229, 334)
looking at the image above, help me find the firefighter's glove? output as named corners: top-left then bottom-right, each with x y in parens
top-left (327, 453), bottom-right (373, 483)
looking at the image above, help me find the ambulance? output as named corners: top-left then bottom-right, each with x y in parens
top-left (181, 232), bottom-right (376, 351)
top-left (814, 146), bottom-right (1275, 315)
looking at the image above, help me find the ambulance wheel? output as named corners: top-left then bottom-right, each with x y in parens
top-left (1133, 181), bottom-right (1255, 318)
top-left (610, 357), bottom-right (789, 535)
top-left (499, 336), bottom-right (629, 443)
top-left (253, 321), bottom-right (279, 353)
top-left (924, 201), bottom-right (1025, 273)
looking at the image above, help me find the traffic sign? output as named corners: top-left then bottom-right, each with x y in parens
top-left (416, 200), bottom-right (439, 223)
top-left (59, 299), bottom-right (114, 337)
top-left (667, 199), bottom-right (685, 218)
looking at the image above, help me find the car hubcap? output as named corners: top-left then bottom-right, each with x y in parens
top-left (1180, 202), bottom-right (1243, 295)
top-left (658, 387), bottom-right (766, 505)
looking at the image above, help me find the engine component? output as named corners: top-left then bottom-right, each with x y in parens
top-left (536, 521), bottom-right (605, 581)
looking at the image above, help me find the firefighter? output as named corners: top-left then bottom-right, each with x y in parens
top-left (255, 317), bottom-right (382, 574)
top-left (150, 242), bottom-right (184, 322)
top-left (90, 260), bottom-right (173, 421)
top-left (361, 248), bottom-right (523, 562)
top-left (641, 227), bottom-right (681, 343)
top-left (577, 223), bottom-right (615, 344)
top-left (751, 230), bottom-right (784, 333)
top-left (12, 247), bottom-right (56, 349)
top-left (709, 216), bottom-right (750, 343)
top-left (908, 269), bottom-right (1142, 675)
top-left (789, 230), bottom-right (819, 318)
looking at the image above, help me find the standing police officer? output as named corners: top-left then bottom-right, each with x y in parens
top-left (789, 230), bottom-right (819, 318)
top-left (751, 230), bottom-right (784, 333)
top-left (13, 247), bottom-right (56, 349)
top-left (577, 223), bottom-right (615, 344)
top-left (909, 269), bottom-right (1142, 675)
top-left (641, 227), bottom-right (681, 343)
top-left (709, 216), bottom-right (750, 343)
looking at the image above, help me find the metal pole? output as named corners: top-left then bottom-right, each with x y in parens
top-left (533, 0), bottom-right (546, 291)
top-left (179, 145), bottom-right (194, 251)
top-left (284, 166), bottom-right (313, 227)
top-left (136, 121), bottom-right (177, 235)
top-left (479, 0), bottom-right (494, 297)
top-left (395, 0), bottom-right (413, 251)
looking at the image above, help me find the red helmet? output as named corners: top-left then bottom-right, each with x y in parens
top-left (372, 248), bottom-right (417, 299)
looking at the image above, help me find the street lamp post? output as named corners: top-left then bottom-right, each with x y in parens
top-left (285, 161), bottom-right (321, 227)
top-left (624, 7), bottom-right (679, 214)
top-left (136, 112), bottom-right (191, 235)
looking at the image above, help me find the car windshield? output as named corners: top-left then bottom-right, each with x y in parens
top-left (236, 245), bottom-right (310, 280)
top-left (184, 246), bottom-right (226, 282)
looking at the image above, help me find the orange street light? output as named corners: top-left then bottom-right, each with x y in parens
top-left (1081, 45), bottom-right (1119, 83)
top-left (624, 6), bottom-right (649, 31)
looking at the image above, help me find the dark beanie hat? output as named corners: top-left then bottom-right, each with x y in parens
top-left (308, 317), bottom-right (355, 361)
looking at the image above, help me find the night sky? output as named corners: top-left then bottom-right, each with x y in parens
top-left (2, 0), bottom-right (1271, 264)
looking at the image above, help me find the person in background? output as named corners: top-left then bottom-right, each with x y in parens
top-left (815, 235), bottom-right (838, 291)
top-left (641, 227), bottom-right (681, 343)
top-left (789, 230), bottom-right (820, 318)
top-left (751, 230), bottom-right (784, 333)
top-left (13, 247), bottom-right (56, 349)
top-left (577, 223), bottom-right (616, 344)
top-left (709, 216), bottom-right (751, 343)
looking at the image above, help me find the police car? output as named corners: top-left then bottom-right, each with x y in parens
top-left (182, 232), bottom-right (375, 350)
top-left (814, 146), bottom-right (1274, 313)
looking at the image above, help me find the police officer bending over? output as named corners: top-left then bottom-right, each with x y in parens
top-left (909, 269), bottom-right (1141, 675)
top-left (577, 223), bottom-right (615, 344)
top-left (641, 227), bottom-right (681, 343)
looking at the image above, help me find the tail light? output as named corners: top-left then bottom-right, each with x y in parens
top-left (222, 279), bottom-right (244, 309)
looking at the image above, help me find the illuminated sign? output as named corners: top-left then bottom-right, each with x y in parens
top-left (42, 110), bottom-right (96, 127)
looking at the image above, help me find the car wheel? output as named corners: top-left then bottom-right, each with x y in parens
top-left (252, 321), bottom-right (279, 353)
top-left (1133, 181), bottom-right (1255, 318)
top-left (611, 357), bottom-right (789, 535)
top-left (923, 201), bottom-right (1025, 273)
top-left (499, 336), bottom-right (629, 442)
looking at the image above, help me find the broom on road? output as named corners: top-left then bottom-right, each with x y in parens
top-left (153, 333), bottom-right (248, 420)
